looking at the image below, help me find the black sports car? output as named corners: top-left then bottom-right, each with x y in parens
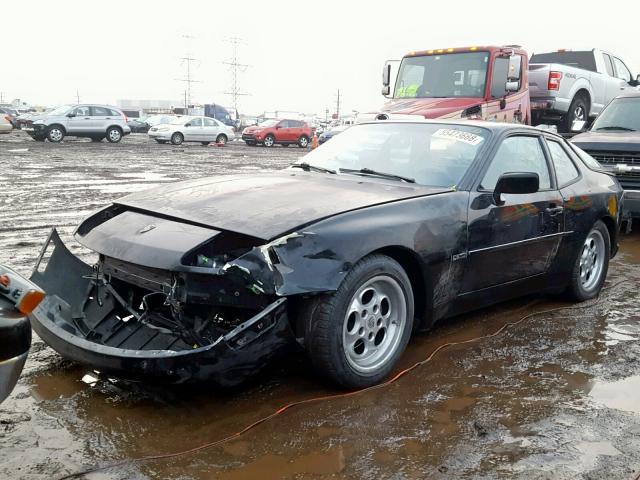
top-left (29, 120), bottom-right (623, 388)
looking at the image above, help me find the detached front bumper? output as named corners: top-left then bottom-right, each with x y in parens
top-left (29, 230), bottom-right (294, 386)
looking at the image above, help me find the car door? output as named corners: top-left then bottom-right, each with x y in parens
top-left (65, 105), bottom-right (93, 134)
top-left (461, 133), bottom-right (565, 292)
top-left (90, 106), bottom-right (112, 134)
top-left (202, 117), bottom-right (219, 141)
top-left (275, 120), bottom-right (289, 142)
top-left (612, 56), bottom-right (634, 95)
top-left (184, 117), bottom-right (203, 141)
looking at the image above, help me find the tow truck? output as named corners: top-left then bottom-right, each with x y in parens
top-left (363, 45), bottom-right (531, 124)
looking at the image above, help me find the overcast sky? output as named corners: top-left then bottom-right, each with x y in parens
top-left (3, 0), bottom-right (638, 116)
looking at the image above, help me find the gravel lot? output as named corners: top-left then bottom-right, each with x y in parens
top-left (1, 131), bottom-right (639, 480)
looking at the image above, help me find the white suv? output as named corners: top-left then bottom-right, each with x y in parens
top-left (24, 104), bottom-right (131, 143)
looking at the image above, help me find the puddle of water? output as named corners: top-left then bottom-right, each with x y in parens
top-left (589, 376), bottom-right (640, 414)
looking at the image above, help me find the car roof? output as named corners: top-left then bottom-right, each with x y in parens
top-left (356, 118), bottom-right (565, 139)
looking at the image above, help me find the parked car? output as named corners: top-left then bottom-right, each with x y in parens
top-left (318, 125), bottom-right (349, 145)
top-left (0, 265), bottom-right (45, 404)
top-left (0, 107), bottom-right (19, 129)
top-left (29, 120), bottom-right (622, 389)
top-left (148, 115), bottom-right (234, 145)
top-left (127, 118), bottom-right (150, 133)
top-left (529, 49), bottom-right (639, 132)
top-left (23, 104), bottom-right (131, 143)
top-left (571, 91), bottom-right (640, 223)
top-left (0, 115), bottom-right (13, 134)
top-left (145, 114), bottom-right (182, 127)
top-left (242, 119), bottom-right (312, 147)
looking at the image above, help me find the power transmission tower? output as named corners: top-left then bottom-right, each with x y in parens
top-left (222, 37), bottom-right (249, 113)
top-left (177, 34), bottom-right (200, 109)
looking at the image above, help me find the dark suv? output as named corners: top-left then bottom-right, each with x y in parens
top-left (242, 119), bottom-right (312, 148)
top-left (571, 92), bottom-right (640, 224)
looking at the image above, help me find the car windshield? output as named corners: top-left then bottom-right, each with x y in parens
top-left (259, 120), bottom-right (278, 127)
top-left (394, 52), bottom-right (489, 99)
top-left (591, 97), bottom-right (640, 131)
top-left (48, 105), bottom-right (73, 116)
top-left (297, 123), bottom-right (490, 187)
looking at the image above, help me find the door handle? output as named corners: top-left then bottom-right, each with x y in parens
top-left (545, 206), bottom-right (564, 216)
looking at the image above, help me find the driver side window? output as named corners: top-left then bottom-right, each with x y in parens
top-left (73, 106), bottom-right (91, 116)
top-left (189, 118), bottom-right (203, 127)
top-left (481, 136), bottom-right (551, 191)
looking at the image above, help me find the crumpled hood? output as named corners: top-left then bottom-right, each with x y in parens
top-left (114, 171), bottom-right (450, 240)
top-left (571, 130), bottom-right (640, 152)
top-left (381, 97), bottom-right (482, 119)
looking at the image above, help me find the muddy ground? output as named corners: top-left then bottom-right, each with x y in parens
top-left (0, 131), bottom-right (639, 480)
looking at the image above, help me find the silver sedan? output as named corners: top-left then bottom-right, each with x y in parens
top-left (148, 116), bottom-right (235, 145)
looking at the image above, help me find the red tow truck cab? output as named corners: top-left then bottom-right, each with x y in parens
top-left (374, 45), bottom-right (531, 124)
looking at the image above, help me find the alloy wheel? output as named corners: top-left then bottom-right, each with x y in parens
top-left (579, 230), bottom-right (605, 292)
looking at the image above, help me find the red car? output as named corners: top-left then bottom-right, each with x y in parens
top-left (242, 119), bottom-right (311, 148)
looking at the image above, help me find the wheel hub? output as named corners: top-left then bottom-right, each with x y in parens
top-left (579, 230), bottom-right (604, 291)
top-left (342, 275), bottom-right (407, 374)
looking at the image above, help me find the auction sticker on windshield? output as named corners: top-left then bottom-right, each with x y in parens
top-left (432, 128), bottom-right (484, 146)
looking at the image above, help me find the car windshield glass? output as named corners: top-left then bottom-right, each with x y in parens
top-left (394, 52), bottom-right (489, 99)
top-left (49, 105), bottom-right (72, 116)
top-left (171, 116), bottom-right (189, 125)
top-left (297, 123), bottom-right (490, 187)
top-left (530, 51), bottom-right (597, 71)
top-left (591, 97), bottom-right (640, 131)
top-left (259, 120), bottom-right (278, 127)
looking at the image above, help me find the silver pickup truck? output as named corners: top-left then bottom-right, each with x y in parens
top-left (529, 49), bottom-right (639, 132)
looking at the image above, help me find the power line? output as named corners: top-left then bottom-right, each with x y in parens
top-left (177, 34), bottom-right (201, 109)
top-left (222, 36), bottom-right (250, 112)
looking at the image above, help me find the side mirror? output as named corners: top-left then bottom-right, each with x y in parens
top-left (184, 123), bottom-right (191, 127)
top-left (382, 63), bottom-right (391, 96)
top-left (275, 125), bottom-right (282, 129)
top-left (66, 112), bottom-right (76, 118)
top-left (505, 80), bottom-right (519, 92)
top-left (493, 172), bottom-right (539, 205)
top-left (571, 120), bottom-right (587, 132)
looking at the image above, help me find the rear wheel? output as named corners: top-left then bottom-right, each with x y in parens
top-left (566, 220), bottom-right (610, 301)
top-left (263, 134), bottom-right (275, 147)
top-left (171, 132), bottom-right (184, 145)
top-left (106, 127), bottom-right (123, 143)
top-left (560, 94), bottom-right (588, 133)
top-left (47, 125), bottom-right (64, 143)
top-left (304, 254), bottom-right (414, 388)
top-left (298, 135), bottom-right (310, 148)
top-left (201, 142), bottom-right (210, 146)
top-left (215, 134), bottom-right (228, 145)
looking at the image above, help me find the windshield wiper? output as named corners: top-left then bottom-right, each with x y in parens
top-left (595, 126), bottom-right (636, 131)
top-left (339, 167), bottom-right (415, 183)
top-left (291, 162), bottom-right (336, 174)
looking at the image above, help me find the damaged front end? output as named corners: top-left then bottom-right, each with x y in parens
top-left (29, 227), bottom-right (295, 386)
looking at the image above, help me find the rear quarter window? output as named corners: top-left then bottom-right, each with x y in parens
top-left (530, 51), bottom-right (597, 72)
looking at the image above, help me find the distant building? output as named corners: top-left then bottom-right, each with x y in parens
top-left (116, 99), bottom-right (183, 116)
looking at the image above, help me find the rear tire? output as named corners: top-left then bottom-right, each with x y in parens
top-left (298, 135), bottom-right (310, 148)
top-left (215, 134), bottom-right (228, 145)
top-left (201, 142), bottom-right (210, 146)
top-left (47, 125), bottom-right (64, 143)
top-left (560, 94), bottom-right (589, 133)
top-left (106, 126), bottom-right (123, 143)
top-left (566, 220), bottom-right (610, 301)
top-left (304, 254), bottom-right (414, 389)
top-left (171, 132), bottom-right (184, 145)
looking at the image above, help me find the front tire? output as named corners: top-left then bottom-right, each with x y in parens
top-left (171, 132), bottom-right (184, 145)
top-left (305, 254), bottom-right (414, 389)
top-left (47, 125), bottom-right (64, 143)
top-left (566, 220), bottom-right (610, 301)
top-left (215, 134), bottom-right (228, 145)
top-left (106, 127), bottom-right (123, 143)
top-left (263, 134), bottom-right (275, 147)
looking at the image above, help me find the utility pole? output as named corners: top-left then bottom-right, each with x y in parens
top-left (0, 92), bottom-right (4, 104)
top-left (335, 89), bottom-right (341, 119)
top-left (177, 34), bottom-right (200, 109)
top-left (76, 90), bottom-right (81, 104)
top-left (222, 37), bottom-right (250, 113)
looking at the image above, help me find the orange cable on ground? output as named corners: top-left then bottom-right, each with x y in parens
top-left (56, 280), bottom-right (626, 480)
